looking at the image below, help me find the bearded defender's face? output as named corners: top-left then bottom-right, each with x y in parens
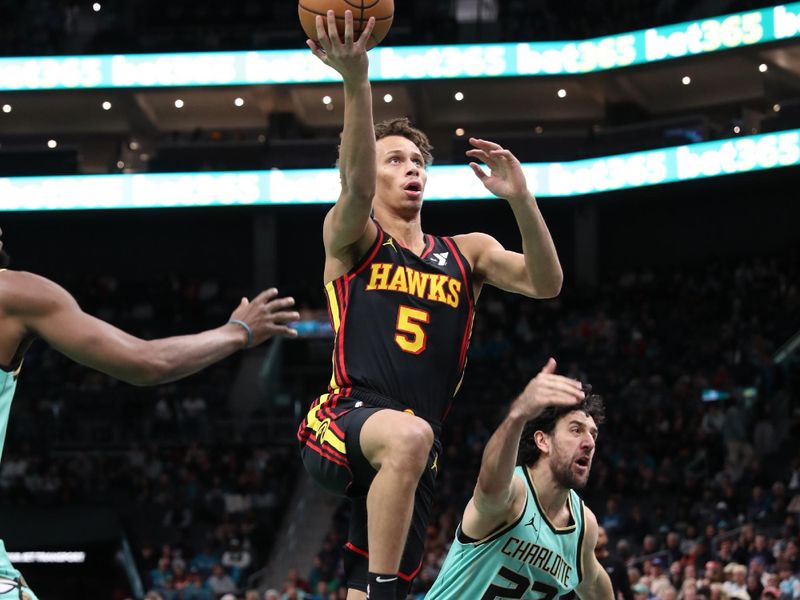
top-left (545, 411), bottom-right (598, 490)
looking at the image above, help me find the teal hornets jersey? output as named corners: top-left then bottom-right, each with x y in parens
top-left (0, 361), bottom-right (19, 467)
top-left (0, 360), bottom-right (22, 581)
top-left (425, 466), bottom-right (586, 599)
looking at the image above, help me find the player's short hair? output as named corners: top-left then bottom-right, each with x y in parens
top-left (374, 117), bottom-right (434, 166)
top-left (517, 391), bottom-right (605, 467)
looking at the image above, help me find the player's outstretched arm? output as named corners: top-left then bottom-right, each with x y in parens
top-left (462, 359), bottom-right (585, 539)
top-left (8, 272), bottom-right (299, 386)
top-left (455, 138), bottom-right (562, 299)
top-left (307, 11), bottom-right (379, 261)
top-left (574, 508), bottom-right (615, 600)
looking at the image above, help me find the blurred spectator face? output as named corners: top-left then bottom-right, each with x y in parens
top-left (317, 581), bottom-right (327, 594)
top-left (685, 565), bottom-right (697, 580)
top-left (778, 565), bottom-right (793, 581)
top-left (704, 561), bottom-right (718, 581)
top-left (651, 557), bottom-right (665, 576)
top-left (264, 591), bottom-right (280, 600)
top-left (670, 562), bottom-right (682, 579)
top-left (158, 557), bottom-right (170, 571)
top-left (618, 540), bottom-right (632, 561)
top-left (785, 540), bottom-right (798, 560)
top-left (283, 582), bottom-right (298, 595)
top-left (643, 536), bottom-right (658, 554)
top-left (596, 526), bottom-right (608, 552)
top-left (755, 535), bottom-right (767, 551)
top-left (425, 550), bottom-right (439, 566)
top-left (659, 587), bottom-right (677, 600)
top-left (633, 584), bottom-right (649, 600)
top-left (733, 566), bottom-right (746, 585)
top-left (667, 532), bottom-right (680, 548)
top-left (709, 583), bottom-right (723, 600)
top-left (141, 543), bottom-right (154, 561)
top-left (244, 591), bottom-right (259, 600)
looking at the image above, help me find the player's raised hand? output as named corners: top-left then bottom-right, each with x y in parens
top-left (466, 138), bottom-right (532, 204)
top-left (511, 358), bottom-right (585, 420)
top-left (307, 10), bottom-right (375, 80)
top-left (228, 288), bottom-right (300, 348)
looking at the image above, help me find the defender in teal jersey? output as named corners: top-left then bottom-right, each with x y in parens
top-left (426, 359), bottom-right (613, 600)
top-left (0, 230), bottom-right (299, 599)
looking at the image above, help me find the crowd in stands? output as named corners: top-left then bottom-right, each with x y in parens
top-left (299, 253), bottom-right (800, 599)
top-left (0, 0), bottom-right (788, 57)
top-left (1, 437), bottom-right (299, 599)
top-left (1, 248), bottom-right (798, 600)
top-left (132, 464), bottom-right (288, 600)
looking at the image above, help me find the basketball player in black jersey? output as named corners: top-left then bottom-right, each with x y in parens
top-left (298, 12), bottom-right (569, 600)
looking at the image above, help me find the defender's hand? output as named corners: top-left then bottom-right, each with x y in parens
top-left (306, 10), bottom-right (376, 81)
top-left (466, 138), bottom-right (531, 204)
top-left (228, 288), bottom-right (300, 348)
top-left (510, 358), bottom-right (585, 421)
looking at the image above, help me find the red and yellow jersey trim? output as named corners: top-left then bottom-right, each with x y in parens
top-left (442, 236), bottom-right (475, 415)
top-left (324, 228), bottom-right (385, 390)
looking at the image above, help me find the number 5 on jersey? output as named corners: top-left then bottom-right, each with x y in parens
top-left (395, 305), bottom-right (430, 355)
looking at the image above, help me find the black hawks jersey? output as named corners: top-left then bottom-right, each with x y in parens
top-left (323, 224), bottom-right (475, 430)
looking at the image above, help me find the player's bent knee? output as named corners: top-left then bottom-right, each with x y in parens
top-left (361, 411), bottom-right (434, 472)
top-left (385, 418), bottom-right (434, 470)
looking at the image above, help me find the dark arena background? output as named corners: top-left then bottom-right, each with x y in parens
top-left (1, 1), bottom-right (800, 599)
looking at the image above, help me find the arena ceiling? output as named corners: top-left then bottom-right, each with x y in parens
top-left (0, 41), bottom-right (798, 159)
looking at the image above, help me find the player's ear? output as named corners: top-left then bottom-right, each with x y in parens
top-left (534, 430), bottom-right (549, 455)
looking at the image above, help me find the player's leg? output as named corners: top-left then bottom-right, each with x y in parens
top-left (358, 410), bottom-right (434, 595)
top-left (395, 440), bottom-right (439, 600)
top-left (343, 435), bottom-right (439, 600)
top-left (343, 496), bottom-right (370, 599)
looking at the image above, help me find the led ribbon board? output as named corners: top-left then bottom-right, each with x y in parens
top-left (0, 129), bottom-right (798, 211)
top-left (1, 3), bottom-right (800, 90)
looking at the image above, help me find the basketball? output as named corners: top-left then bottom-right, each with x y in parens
top-left (299, 0), bottom-right (394, 50)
